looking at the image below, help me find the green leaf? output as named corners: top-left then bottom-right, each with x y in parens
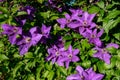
top-left (106, 47), bottom-right (117, 55)
top-left (0, 41), bottom-right (4, 47)
top-left (40, 11), bottom-right (50, 19)
top-left (50, 15), bottom-right (59, 21)
top-left (113, 33), bottom-right (120, 41)
top-left (43, 70), bottom-right (49, 78)
top-left (88, 6), bottom-right (100, 13)
top-left (96, 1), bottom-right (104, 9)
top-left (12, 62), bottom-right (23, 78)
top-left (58, 66), bottom-right (67, 76)
top-left (88, 49), bottom-right (97, 57)
top-left (47, 71), bottom-right (54, 80)
top-left (0, 7), bottom-right (8, 13)
top-left (64, 40), bottom-right (72, 49)
top-left (82, 60), bottom-right (91, 68)
top-left (27, 74), bottom-right (35, 80)
top-left (17, 11), bottom-right (27, 16)
top-left (0, 14), bottom-right (5, 19)
top-left (103, 17), bottom-right (120, 34)
top-left (0, 54), bottom-right (9, 61)
top-left (116, 60), bottom-right (120, 70)
top-left (37, 0), bottom-right (43, 4)
top-left (24, 52), bottom-right (33, 58)
top-left (36, 65), bottom-right (43, 80)
top-left (63, 35), bottom-right (72, 41)
top-left (97, 61), bottom-right (105, 73)
top-left (72, 32), bottom-right (82, 39)
top-left (80, 39), bottom-right (91, 51)
top-left (105, 10), bottom-right (120, 20)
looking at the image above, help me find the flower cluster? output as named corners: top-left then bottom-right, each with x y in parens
top-left (15, 6), bottom-right (35, 26)
top-left (1, 6), bottom-right (51, 55)
top-left (67, 65), bottom-right (104, 80)
top-left (47, 0), bottom-right (64, 12)
top-left (1, 2), bottom-right (119, 80)
top-left (2, 24), bottom-right (51, 55)
top-left (57, 9), bottom-right (119, 64)
top-left (46, 44), bottom-right (80, 68)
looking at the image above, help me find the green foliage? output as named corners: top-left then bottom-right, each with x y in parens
top-left (0, 0), bottom-right (120, 80)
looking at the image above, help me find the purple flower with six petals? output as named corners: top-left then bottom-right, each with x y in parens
top-left (1, 24), bottom-right (22, 44)
top-left (17, 27), bottom-right (42, 55)
top-left (61, 45), bottom-right (80, 68)
top-left (67, 66), bottom-right (104, 80)
top-left (93, 43), bottom-right (119, 64)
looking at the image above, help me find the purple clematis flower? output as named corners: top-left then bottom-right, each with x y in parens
top-left (41, 24), bottom-right (51, 38)
top-left (1, 24), bottom-right (22, 44)
top-left (47, 0), bottom-right (63, 12)
top-left (17, 27), bottom-right (42, 55)
top-left (16, 6), bottom-right (35, 26)
top-left (93, 43), bottom-right (119, 64)
top-left (67, 9), bottom-right (83, 29)
top-left (82, 28), bottom-right (104, 47)
top-left (54, 36), bottom-right (65, 48)
top-left (57, 10), bottom-right (83, 29)
top-left (40, 24), bottom-right (51, 43)
top-left (67, 66), bottom-right (104, 80)
top-left (61, 45), bottom-right (80, 68)
top-left (57, 13), bottom-right (72, 28)
top-left (77, 11), bottom-right (96, 28)
top-left (46, 45), bottom-right (65, 66)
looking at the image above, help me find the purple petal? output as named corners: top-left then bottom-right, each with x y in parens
top-left (88, 14), bottom-right (96, 22)
top-left (57, 18), bottom-right (67, 28)
top-left (93, 52), bottom-right (102, 59)
top-left (103, 53), bottom-right (111, 64)
top-left (9, 34), bottom-right (17, 45)
top-left (106, 43), bottom-right (119, 49)
top-left (65, 61), bottom-right (70, 69)
top-left (93, 29), bottom-right (97, 35)
top-left (19, 44), bottom-right (31, 55)
top-left (89, 23), bottom-right (96, 29)
top-left (67, 21), bottom-right (80, 28)
top-left (92, 74), bottom-right (104, 80)
top-left (65, 13), bottom-right (71, 20)
top-left (29, 27), bottom-right (38, 34)
top-left (31, 34), bottom-right (42, 46)
top-left (76, 66), bottom-right (84, 75)
top-left (73, 49), bottom-right (80, 55)
top-left (97, 29), bottom-right (104, 37)
top-left (83, 12), bottom-right (89, 21)
top-left (57, 57), bottom-right (64, 66)
top-left (66, 74), bottom-right (80, 80)
top-left (91, 38), bottom-right (102, 47)
top-left (72, 56), bottom-right (80, 62)
top-left (68, 45), bottom-right (73, 54)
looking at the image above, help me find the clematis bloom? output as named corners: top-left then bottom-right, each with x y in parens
top-left (67, 66), bottom-right (104, 80)
top-left (17, 27), bottom-right (42, 55)
top-left (93, 43), bottom-right (119, 64)
top-left (1, 24), bottom-right (22, 44)
top-left (61, 45), bottom-right (80, 68)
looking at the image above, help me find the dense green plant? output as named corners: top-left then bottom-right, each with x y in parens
top-left (0, 0), bottom-right (120, 80)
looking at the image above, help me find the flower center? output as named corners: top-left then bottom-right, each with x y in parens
top-left (13, 27), bottom-right (18, 32)
top-left (102, 48), bottom-right (107, 53)
top-left (55, 51), bottom-right (59, 56)
top-left (25, 37), bottom-right (31, 43)
top-left (68, 54), bottom-right (72, 58)
top-left (91, 34), bottom-right (96, 38)
top-left (67, 19), bottom-right (71, 24)
top-left (83, 20), bottom-right (87, 26)
top-left (81, 76), bottom-right (84, 80)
